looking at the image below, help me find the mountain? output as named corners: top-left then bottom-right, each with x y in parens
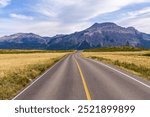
top-left (47, 22), bottom-right (150, 49)
top-left (0, 33), bottom-right (47, 49)
top-left (0, 22), bottom-right (150, 49)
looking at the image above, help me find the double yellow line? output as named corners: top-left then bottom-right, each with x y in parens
top-left (75, 59), bottom-right (92, 100)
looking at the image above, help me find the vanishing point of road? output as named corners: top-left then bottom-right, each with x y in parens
top-left (14, 53), bottom-right (150, 100)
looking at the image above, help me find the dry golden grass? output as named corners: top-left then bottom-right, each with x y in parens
top-left (0, 52), bottom-right (70, 99)
top-left (82, 51), bottom-right (150, 80)
top-left (83, 51), bottom-right (150, 69)
top-left (0, 53), bottom-right (67, 78)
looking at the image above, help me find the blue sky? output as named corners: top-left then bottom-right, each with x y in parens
top-left (0, 0), bottom-right (150, 37)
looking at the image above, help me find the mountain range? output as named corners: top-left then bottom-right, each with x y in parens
top-left (0, 22), bottom-right (150, 50)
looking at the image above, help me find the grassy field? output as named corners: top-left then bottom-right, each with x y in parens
top-left (82, 50), bottom-right (150, 80)
top-left (0, 49), bottom-right (73, 54)
top-left (84, 46), bottom-right (146, 52)
top-left (0, 50), bottom-right (70, 99)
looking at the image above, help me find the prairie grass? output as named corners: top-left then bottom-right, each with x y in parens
top-left (82, 51), bottom-right (150, 80)
top-left (84, 46), bottom-right (146, 52)
top-left (0, 49), bottom-right (73, 54)
top-left (0, 52), bottom-right (69, 99)
top-left (143, 53), bottom-right (150, 57)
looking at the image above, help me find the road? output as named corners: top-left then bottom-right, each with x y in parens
top-left (14, 53), bottom-right (150, 100)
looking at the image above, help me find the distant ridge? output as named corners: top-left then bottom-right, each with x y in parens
top-left (0, 22), bottom-right (150, 49)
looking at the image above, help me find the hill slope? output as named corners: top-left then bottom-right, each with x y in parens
top-left (0, 22), bottom-right (150, 49)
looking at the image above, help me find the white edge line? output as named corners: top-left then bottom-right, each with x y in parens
top-left (86, 58), bottom-right (150, 89)
top-left (12, 55), bottom-right (68, 100)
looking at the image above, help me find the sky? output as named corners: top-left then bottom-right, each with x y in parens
top-left (0, 0), bottom-right (150, 37)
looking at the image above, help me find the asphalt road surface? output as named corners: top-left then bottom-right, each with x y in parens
top-left (13, 53), bottom-right (150, 100)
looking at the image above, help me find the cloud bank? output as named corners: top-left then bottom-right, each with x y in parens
top-left (0, 0), bottom-right (11, 7)
top-left (0, 0), bottom-right (150, 37)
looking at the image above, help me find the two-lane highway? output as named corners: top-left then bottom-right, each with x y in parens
top-left (13, 53), bottom-right (150, 100)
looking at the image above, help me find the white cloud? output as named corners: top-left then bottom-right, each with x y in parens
top-left (119, 17), bottom-right (150, 33)
top-left (18, 21), bottom-right (88, 36)
top-left (0, 17), bottom-right (90, 37)
top-left (0, 0), bottom-right (150, 37)
top-left (126, 7), bottom-right (150, 18)
top-left (28, 0), bottom-right (150, 35)
top-left (34, 0), bottom-right (150, 22)
top-left (0, 0), bottom-right (11, 7)
top-left (117, 7), bottom-right (150, 33)
top-left (10, 13), bottom-right (34, 20)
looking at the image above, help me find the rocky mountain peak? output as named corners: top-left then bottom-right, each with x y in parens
top-left (11, 33), bottom-right (42, 38)
top-left (89, 22), bottom-right (117, 29)
top-left (0, 22), bottom-right (150, 49)
top-left (86, 22), bottom-right (120, 33)
top-left (0, 33), bottom-right (43, 41)
top-left (126, 27), bottom-right (138, 32)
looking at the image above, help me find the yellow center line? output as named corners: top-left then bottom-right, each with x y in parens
top-left (75, 59), bottom-right (92, 100)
